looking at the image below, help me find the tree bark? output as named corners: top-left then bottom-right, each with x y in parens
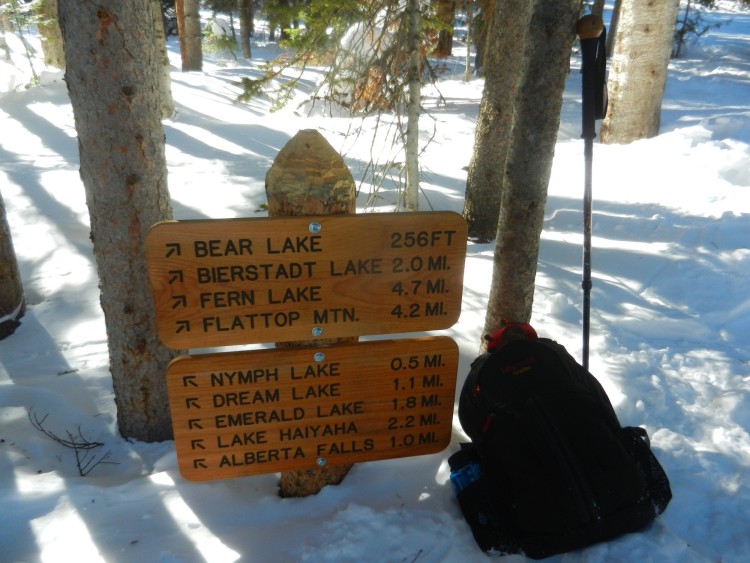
top-left (58, 0), bottom-right (177, 441)
top-left (600, 0), bottom-right (681, 144)
top-left (606, 0), bottom-right (622, 57)
top-left (238, 0), bottom-right (253, 59)
top-left (0, 189), bottom-right (25, 340)
top-left (482, 0), bottom-right (580, 343)
top-left (176, 0), bottom-right (203, 71)
top-left (151, 0), bottom-right (175, 118)
top-left (462, 0), bottom-right (533, 242)
top-left (404, 0), bottom-right (421, 212)
top-left (36, 0), bottom-right (65, 69)
top-left (430, 0), bottom-right (456, 58)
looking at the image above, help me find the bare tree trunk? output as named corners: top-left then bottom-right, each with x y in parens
top-left (176, 0), bottom-right (203, 71)
top-left (482, 0), bottom-right (580, 342)
top-left (36, 0), bottom-right (65, 69)
top-left (473, 0), bottom-right (496, 74)
top-left (58, 0), bottom-right (177, 441)
top-left (0, 190), bottom-right (25, 340)
top-left (479, 0), bottom-right (580, 347)
top-left (463, 0), bottom-right (533, 242)
top-left (606, 0), bottom-right (622, 57)
top-left (600, 0), bottom-right (680, 143)
top-left (404, 0), bottom-right (421, 212)
top-left (238, 0), bottom-right (253, 59)
top-left (152, 0), bottom-right (175, 118)
top-left (431, 0), bottom-right (456, 58)
top-left (465, 2), bottom-right (473, 81)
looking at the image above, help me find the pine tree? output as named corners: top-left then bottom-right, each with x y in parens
top-left (58, 0), bottom-right (178, 441)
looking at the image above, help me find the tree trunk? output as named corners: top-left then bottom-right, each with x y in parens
top-left (238, 0), bottom-right (253, 59)
top-left (36, 0), bottom-right (65, 69)
top-left (58, 0), bottom-right (177, 441)
top-left (431, 0), bottom-right (455, 58)
top-left (465, 3), bottom-right (473, 81)
top-left (473, 0), bottom-right (496, 74)
top-left (404, 0), bottom-right (421, 212)
top-left (0, 190), bottom-right (25, 340)
top-left (151, 0), bottom-right (175, 118)
top-left (481, 0), bottom-right (580, 346)
top-left (600, 0), bottom-right (680, 144)
top-left (462, 0), bottom-right (533, 242)
top-left (176, 0), bottom-right (203, 71)
top-left (606, 0), bottom-right (622, 57)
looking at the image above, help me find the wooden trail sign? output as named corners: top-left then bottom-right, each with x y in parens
top-left (146, 212), bottom-right (467, 349)
top-left (167, 336), bottom-right (458, 481)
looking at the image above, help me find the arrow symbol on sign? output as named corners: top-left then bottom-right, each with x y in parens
top-left (168, 270), bottom-right (184, 284)
top-left (185, 397), bottom-right (200, 409)
top-left (165, 243), bottom-right (181, 258)
top-left (193, 459), bottom-right (207, 469)
top-left (171, 295), bottom-right (187, 309)
top-left (182, 375), bottom-right (198, 388)
top-left (188, 419), bottom-right (203, 430)
top-left (176, 320), bottom-right (190, 333)
top-left (191, 439), bottom-right (206, 451)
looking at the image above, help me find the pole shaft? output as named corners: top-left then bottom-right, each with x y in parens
top-left (577, 15), bottom-right (604, 371)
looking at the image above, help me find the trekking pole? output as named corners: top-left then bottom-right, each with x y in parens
top-left (576, 15), bottom-right (606, 371)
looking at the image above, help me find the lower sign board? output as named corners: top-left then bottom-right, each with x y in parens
top-left (146, 212), bottom-right (467, 348)
top-left (167, 336), bottom-right (458, 481)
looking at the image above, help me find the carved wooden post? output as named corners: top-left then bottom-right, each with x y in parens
top-left (265, 129), bottom-right (357, 497)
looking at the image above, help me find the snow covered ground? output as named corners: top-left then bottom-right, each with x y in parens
top-left (1, 2), bottom-right (749, 561)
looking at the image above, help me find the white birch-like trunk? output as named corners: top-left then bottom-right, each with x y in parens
top-left (600, 0), bottom-right (681, 143)
top-left (404, 0), bottom-right (421, 212)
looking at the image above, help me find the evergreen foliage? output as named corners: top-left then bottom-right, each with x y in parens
top-left (239, 0), bottom-right (450, 112)
top-left (673, 0), bottom-right (721, 58)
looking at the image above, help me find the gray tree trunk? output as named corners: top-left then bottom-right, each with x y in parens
top-left (152, 0), bottom-right (175, 119)
top-left (403, 0), bottom-right (421, 212)
top-left (176, 0), bottom-right (203, 71)
top-left (462, 0), bottom-right (534, 242)
top-left (36, 0), bottom-right (65, 69)
top-left (238, 0), bottom-right (253, 59)
top-left (58, 0), bottom-right (177, 441)
top-left (480, 0), bottom-right (581, 347)
top-left (606, 0), bottom-right (623, 57)
top-left (0, 190), bottom-right (25, 340)
top-left (600, 0), bottom-right (681, 143)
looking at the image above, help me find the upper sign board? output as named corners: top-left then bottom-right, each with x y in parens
top-left (146, 212), bottom-right (467, 348)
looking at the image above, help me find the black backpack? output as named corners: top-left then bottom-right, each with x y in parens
top-left (449, 338), bottom-right (672, 559)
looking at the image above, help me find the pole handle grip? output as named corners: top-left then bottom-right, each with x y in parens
top-left (576, 15), bottom-right (604, 41)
